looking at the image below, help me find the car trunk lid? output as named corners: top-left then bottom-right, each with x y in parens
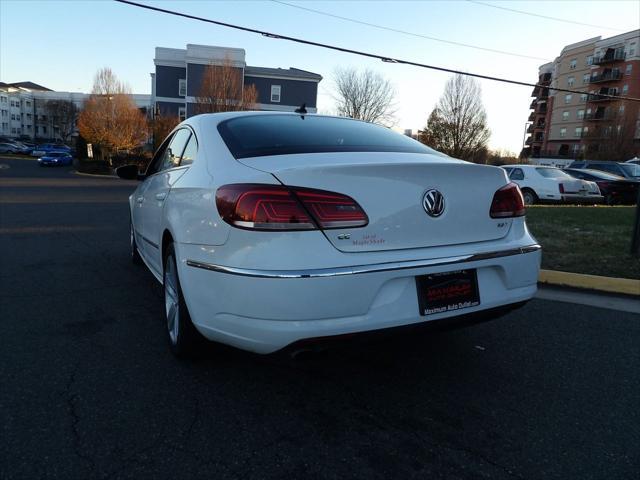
top-left (238, 152), bottom-right (513, 253)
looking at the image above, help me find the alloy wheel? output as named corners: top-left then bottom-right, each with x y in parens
top-left (164, 256), bottom-right (180, 345)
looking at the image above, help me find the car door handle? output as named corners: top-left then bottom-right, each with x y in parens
top-left (155, 192), bottom-right (167, 201)
top-left (136, 196), bottom-right (144, 204)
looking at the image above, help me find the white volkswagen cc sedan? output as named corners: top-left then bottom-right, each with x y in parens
top-left (117, 112), bottom-right (541, 357)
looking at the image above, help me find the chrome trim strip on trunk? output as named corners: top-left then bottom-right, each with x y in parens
top-left (186, 244), bottom-right (541, 279)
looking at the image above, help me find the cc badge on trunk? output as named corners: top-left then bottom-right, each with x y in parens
top-left (423, 189), bottom-right (445, 217)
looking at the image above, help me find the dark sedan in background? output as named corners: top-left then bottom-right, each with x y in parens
top-left (564, 168), bottom-right (639, 205)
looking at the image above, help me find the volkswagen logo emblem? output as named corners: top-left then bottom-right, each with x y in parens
top-left (423, 189), bottom-right (445, 217)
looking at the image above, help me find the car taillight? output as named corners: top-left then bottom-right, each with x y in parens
top-left (216, 184), bottom-right (368, 231)
top-left (490, 182), bottom-right (526, 218)
top-left (558, 183), bottom-right (565, 193)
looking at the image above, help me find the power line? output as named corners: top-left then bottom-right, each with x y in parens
top-left (467, 0), bottom-right (626, 32)
top-left (271, 0), bottom-right (547, 61)
top-left (113, 0), bottom-right (640, 103)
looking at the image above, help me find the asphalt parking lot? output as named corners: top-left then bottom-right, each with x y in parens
top-left (1, 156), bottom-right (639, 479)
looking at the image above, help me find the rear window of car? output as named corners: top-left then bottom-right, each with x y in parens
top-left (620, 163), bottom-right (640, 178)
top-left (536, 167), bottom-right (573, 179)
top-left (217, 114), bottom-right (441, 159)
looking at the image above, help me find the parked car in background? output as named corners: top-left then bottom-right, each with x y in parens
top-left (564, 168), bottom-right (639, 205)
top-left (38, 151), bottom-right (73, 166)
top-left (569, 160), bottom-right (640, 181)
top-left (116, 112), bottom-right (541, 358)
top-left (501, 165), bottom-right (602, 205)
top-left (31, 143), bottom-right (72, 157)
top-left (9, 141), bottom-right (32, 154)
top-left (0, 142), bottom-right (19, 154)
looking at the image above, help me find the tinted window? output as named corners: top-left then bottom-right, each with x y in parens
top-left (218, 115), bottom-right (441, 159)
top-left (510, 168), bottom-right (524, 180)
top-left (536, 167), bottom-right (573, 179)
top-left (180, 133), bottom-right (197, 166)
top-left (589, 163), bottom-right (619, 174)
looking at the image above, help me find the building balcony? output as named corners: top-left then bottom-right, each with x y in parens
top-left (532, 134), bottom-right (544, 143)
top-left (587, 94), bottom-right (616, 102)
top-left (539, 72), bottom-right (552, 84)
top-left (593, 51), bottom-right (626, 65)
top-left (589, 71), bottom-right (622, 83)
top-left (536, 105), bottom-right (548, 114)
top-left (525, 136), bottom-right (533, 145)
top-left (584, 113), bottom-right (611, 121)
top-left (527, 124), bottom-right (534, 133)
top-left (534, 122), bottom-right (546, 130)
top-left (528, 111), bottom-right (535, 121)
top-left (530, 99), bottom-right (537, 109)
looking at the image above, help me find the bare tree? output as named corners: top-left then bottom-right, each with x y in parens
top-left (419, 74), bottom-right (490, 162)
top-left (332, 67), bottom-right (396, 126)
top-left (195, 59), bottom-right (258, 113)
top-left (78, 68), bottom-right (147, 160)
top-left (44, 100), bottom-right (78, 142)
top-left (151, 112), bottom-right (180, 150)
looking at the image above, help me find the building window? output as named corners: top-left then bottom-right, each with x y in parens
top-left (26, 101), bottom-right (31, 107)
top-left (622, 84), bottom-right (629, 95)
top-left (575, 127), bottom-right (582, 138)
top-left (582, 73), bottom-right (589, 84)
top-left (562, 111), bottom-right (570, 121)
top-left (580, 93), bottom-right (588, 102)
top-left (560, 127), bottom-right (567, 138)
top-left (583, 126), bottom-right (589, 136)
top-left (619, 105), bottom-right (625, 114)
top-left (565, 94), bottom-right (572, 104)
top-left (626, 64), bottom-right (632, 75)
top-left (270, 85), bottom-right (281, 103)
top-left (42, 126), bottom-right (47, 134)
top-left (629, 43), bottom-right (636, 56)
top-left (587, 56), bottom-right (593, 65)
top-left (577, 109), bottom-right (585, 119)
top-left (567, 76), bottom-right (575, 87)
top-left (569, 59), bottom-right (577, 69)
top-left (178, 106), bottom-right (186, 121)
top-left (178, 79), bottom-right (186, 97)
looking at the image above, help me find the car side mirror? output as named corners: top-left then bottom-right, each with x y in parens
top-left (116, 164), bottom-right (144, 181)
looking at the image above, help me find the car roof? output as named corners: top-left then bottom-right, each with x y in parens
top-left (182, 111), bottom-right (378, 130)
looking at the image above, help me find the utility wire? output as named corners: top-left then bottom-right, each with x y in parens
top-left (467, 0), bottom-right (626, 32)
top-left (271, 0), bottom-right (547, 61)
top-left (113, 0), bottom-right (640, 103)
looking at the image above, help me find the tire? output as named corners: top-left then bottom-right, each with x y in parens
top-left (163, 243), bottom-right (205, 357)
top-left (522, 189), bottom-right (538, 206)
top-left (605, 193), bottom-right (616, 206)
top-left (130, 218), bottom-right (143, 265)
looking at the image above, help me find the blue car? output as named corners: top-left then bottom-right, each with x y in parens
top-left (31, 143), bottom-right (72, 157)
top-left (38, 151), bottom-right (73, 166)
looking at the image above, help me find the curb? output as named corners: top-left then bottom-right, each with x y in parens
top-left (72, 170), bottom-right (118, 179)
top-left (539, 269), bottom-right (639, 296)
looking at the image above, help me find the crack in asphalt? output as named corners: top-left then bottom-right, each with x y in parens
top-left (65, 366), bottom-right (98, 475)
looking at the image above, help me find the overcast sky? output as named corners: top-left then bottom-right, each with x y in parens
top-left (1, 0), bottom-right (638, 152)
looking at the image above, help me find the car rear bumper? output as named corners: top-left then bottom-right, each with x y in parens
top-left (561, 193), bottom-right (603, 204)
top-left (176, 243), bottom-right (541, 354)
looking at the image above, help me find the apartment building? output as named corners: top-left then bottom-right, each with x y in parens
top-left (151, 44), bottom-right (322, 120)
top-left (0, 82), bottom-right (150, 141)
top-left (524, 29), bottom-right (640, 159)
